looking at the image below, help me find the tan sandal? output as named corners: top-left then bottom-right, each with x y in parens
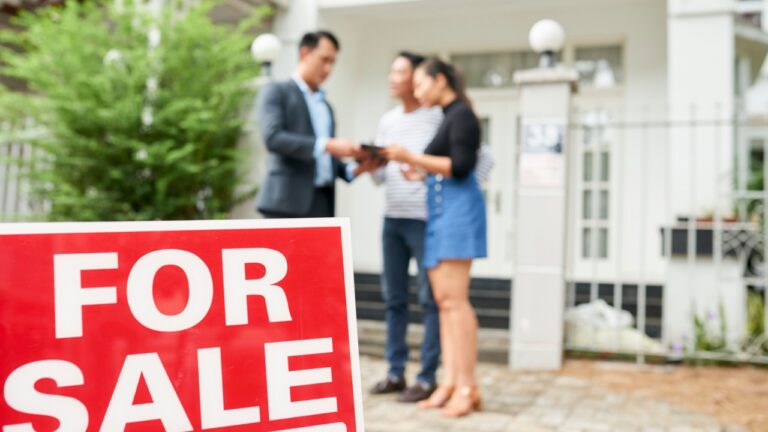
top-left (441, 386), bottom-right (482, 417)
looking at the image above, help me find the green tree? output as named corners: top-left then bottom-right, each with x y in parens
top-left (0, 0), bottom-right (269, 220)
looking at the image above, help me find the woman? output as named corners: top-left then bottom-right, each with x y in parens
top-left (381, 58), bottom-right (486, 418)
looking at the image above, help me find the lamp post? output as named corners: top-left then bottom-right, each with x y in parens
top-left (529, 19), bottom-right (565, 69)
top-left (251, 33), bottom-right (283, 80)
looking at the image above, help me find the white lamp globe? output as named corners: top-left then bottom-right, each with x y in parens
top-left (528, 19), bottom-right (565, 54)
top-left (251, 33), bottom-right (283, 64)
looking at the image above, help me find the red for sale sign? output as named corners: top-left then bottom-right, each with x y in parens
top-left (0, 219), bottom-right (364, 432)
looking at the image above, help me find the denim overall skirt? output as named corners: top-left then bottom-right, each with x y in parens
top-left (422, 172), bottom-right (487, 269)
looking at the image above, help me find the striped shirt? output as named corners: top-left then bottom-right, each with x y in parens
top-left (373, 106), bottom-right (443, 220)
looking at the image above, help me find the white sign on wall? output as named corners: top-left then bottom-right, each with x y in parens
top-left (519, 120), bottom-right (566, 187)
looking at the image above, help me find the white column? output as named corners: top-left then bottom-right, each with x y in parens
top-left (271, 0), bottom-right (320, 79)
top-left (667, 0), bottom-right (735, 217)
top-left (510, 68), bottom-right (577, 371)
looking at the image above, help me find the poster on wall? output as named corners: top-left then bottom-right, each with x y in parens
top-left (519, 120), bottom-right (566, 188)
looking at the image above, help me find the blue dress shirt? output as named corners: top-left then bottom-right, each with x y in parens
top-left (293, 76), bottom-right (357, 185)
top-left (292, 76), bottom-right (335, 186)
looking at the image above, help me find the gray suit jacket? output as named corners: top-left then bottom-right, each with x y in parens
top-left (255, 79), bottom-right (349, 217)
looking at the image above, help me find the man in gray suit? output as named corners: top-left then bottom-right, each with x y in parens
top-left (256, 31), bottom-right (377, 218)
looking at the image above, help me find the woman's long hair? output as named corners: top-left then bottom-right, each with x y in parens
top-left (419, 57), bottom-right (473, 111)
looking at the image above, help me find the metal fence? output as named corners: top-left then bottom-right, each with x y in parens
top-left (0, 121), bottom-right (42, 222)
top-left (564, 104), bottom-right (768, 365)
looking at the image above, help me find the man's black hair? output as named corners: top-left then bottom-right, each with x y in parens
top-left (397, 51), bottom-right (426, 69)
top-left (299, 31), bottom-right (340, 52)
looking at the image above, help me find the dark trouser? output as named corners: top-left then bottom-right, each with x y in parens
top-left (381, 217), bottom-right (440, 385)
top-left (261, 187), bottom-right (334, 218)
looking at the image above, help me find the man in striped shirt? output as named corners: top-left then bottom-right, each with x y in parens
top-left (368, 52), bottom-right (443, 403)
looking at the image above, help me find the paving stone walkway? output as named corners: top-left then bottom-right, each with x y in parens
top-left (359, 355), bottom-right (749, 432)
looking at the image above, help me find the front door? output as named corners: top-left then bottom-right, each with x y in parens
top-left (470, 93), bottom-right (517, 279)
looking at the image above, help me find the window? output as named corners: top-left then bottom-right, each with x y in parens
top-left (450, 45), bottom-right (621, 90)
top-left (575, 45), bottom-right (623, 88)
top-left (580, 110), bottom-right (612, 259)
top-left (451, 51), bottom-right (544, 88)
top-left (479, 117), bottom-right (490, 204)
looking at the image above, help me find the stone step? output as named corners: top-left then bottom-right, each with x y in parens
top-left (355, 319), bottom-right (509, 365)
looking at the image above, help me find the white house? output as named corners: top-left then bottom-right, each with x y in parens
top-left (245, 0), bottom-right (768, 353)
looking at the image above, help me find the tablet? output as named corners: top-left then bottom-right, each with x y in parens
top-left (361, 142), bottom-right (386, 158)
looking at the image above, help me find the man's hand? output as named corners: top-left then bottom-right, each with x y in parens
top-left (326, 138), bottom-right (362, 158)
top-left (353, 155), bottom-right (387, 177)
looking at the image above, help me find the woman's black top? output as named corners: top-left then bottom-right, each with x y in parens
top-left (423, 99), bottom-right (480, 179)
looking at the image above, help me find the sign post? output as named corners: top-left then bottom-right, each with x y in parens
top-left (0, 219), bottom-right (363, 432)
